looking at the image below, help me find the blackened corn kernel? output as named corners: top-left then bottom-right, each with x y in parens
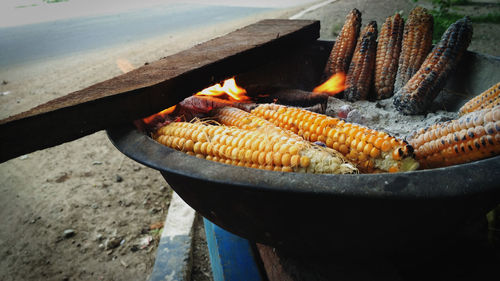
top-left (394, 6), bottom-right (433, 93)
top-left (394, 17), bottom-right (473, 115)
top-left (345, 21), bottom-right (378, 101)
top-left (374, 14), bottom-right (404, 99)
top-left (323, 8), bottom-right (362, 79)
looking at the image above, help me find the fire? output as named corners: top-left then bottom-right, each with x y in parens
top-left (142, 78), bottom-right (249, 125)
top-left (142, 105), bottom-right (176, 124)
top-left (313, 73), bottom-right (346, 95)
top-left (195, 78), bottom-right (250, 101)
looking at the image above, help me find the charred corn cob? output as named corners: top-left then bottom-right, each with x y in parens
top-left (155, 121), bottom-right (357, 174)
top-left (408, 105), bottom-right (500, 168)
top-left (345, 21), bottom-right (378, 101)
top-left (251, 104), bottom-right (419, 173)
top-left (458, 82), bottom-right (500, 116)
top-left (394, 17), bottom-right (473, 115)
top-left (394, 7), bottom-right (433, 93)
top-left (323, 8), bottom-right (362, 79)
top-left (374, 14), bottom-right (404, 99)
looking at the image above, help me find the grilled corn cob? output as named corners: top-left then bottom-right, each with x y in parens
top-left (345, 21), bottom-right (378, 101)
top-left (394, 17), bottom-right (473, 115)
top-left (374, 14), bottom-right (404, 99)
top-left (458, 82), bottom-right (500, 116)
top-left (251, 104), bottom-right (419, 173)
top-left (155, 121), bottom-right (357, 174)
top-left (394, 7), bottom-right (433, 93)
top-left (323, 8), bottom-right (362, 79)
top-left (213, 106), bottom-right (298, 138)
top-left (408, 105), bottom-right (500, 168)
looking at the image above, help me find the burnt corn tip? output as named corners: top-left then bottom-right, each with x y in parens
top-left (345, 21), bottom-right (378, 102)
top-left (394, 6), bottom-right (433, 94)
top-left (323, 8), bottom-right (362, 79)
top-left (393, 17), bottom-right (473, 115)
top-left (374, 13), bottom-right (405, 99)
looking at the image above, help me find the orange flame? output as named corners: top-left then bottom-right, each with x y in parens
top-left (142, 78), bottom-right (249, 125)
top-left (142, 105), bottom-right (176, 124)
top-left (195, 78), bottom-right (249, 101)
top-left (313, 73), bottom-right (346, 95)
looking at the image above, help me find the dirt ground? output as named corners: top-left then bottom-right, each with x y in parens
top-left (1, 1), bottom-right (499, 281)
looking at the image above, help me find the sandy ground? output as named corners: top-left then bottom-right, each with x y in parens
top-left (1, 0), bottom-right (499, 280)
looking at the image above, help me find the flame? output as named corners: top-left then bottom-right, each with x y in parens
top-left (142, 105), bottom-right (176, 124)
top-left (116, 58), bottom-right (135, 73)
top-left (195, 78), bottom-right (249, 101)
top-left (142, 78), bottom-right (249, 125)
top-left (313, 73), bottom-right (346, 95)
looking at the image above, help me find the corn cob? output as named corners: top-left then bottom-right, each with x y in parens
top-left (213, 106), bottom-right (303, 141)
top-left (374, 14), bottom-right (404, 99)
top-left (214, 106), bottom-right (290, 132)
top-left (408, 105), bottom-right (500, 168)
top-left (394, 17), bottom-right (473, 115)
top-left (251, 104), bottom-right (419, 173)
top-left (458, 82), bottom-right (500, 116)
top-left (394, 7), bottom-right (433, 93)
top-left (323, 8), bottom-right (362, 79)
top-left (345, 21), bottom-right (378, 101)
top-left (155, 121), bottom-right (357, 174)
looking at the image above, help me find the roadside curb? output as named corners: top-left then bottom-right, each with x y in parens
top-left (289, 0), bottom-right (337, 19)
top-left (149, 192), bottom-right (196, 281)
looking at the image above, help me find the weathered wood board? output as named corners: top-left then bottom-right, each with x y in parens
top-left (0, 19), bottom-right (319, 162)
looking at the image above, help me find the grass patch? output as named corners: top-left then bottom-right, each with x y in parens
top-left (413, 0), bottom-right (500, 42)
top-left (330, 22), bottom-right (343, 37)
top-left (471, 12), bottom-right (500, 24)
top-left (15, 4), bottom-right (39, 8)
top-left (430, 11), bottom-right (464, 42)
top-left (431, 11), bottom-right (500, 42)
top-left (149, 228), bottom-right (163, 237)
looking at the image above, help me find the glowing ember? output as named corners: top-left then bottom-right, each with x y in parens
top-left (313, 73), bottom-right (346, 95)
top-left (196, 78), bottom-right (250, 101)
top-left (143, 105), bottom-right (176, 124)
top-left (116, 58), bottom-right (135, 73)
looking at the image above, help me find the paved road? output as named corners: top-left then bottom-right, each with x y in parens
top-left (0, 3), bottom-right (272, 67)
top-left (0, 0), bottom-right (324, 68)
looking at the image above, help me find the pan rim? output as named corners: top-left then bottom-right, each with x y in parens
top-left (107, 123), bottom-right (500, 200)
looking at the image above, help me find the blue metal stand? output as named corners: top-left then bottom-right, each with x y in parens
top-left (203, 218), bottom-right (264, 281)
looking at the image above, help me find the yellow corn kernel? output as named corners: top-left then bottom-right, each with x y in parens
top-left (252, 104), bottom-right (418, 173)
top-left (409, 106), bottom-right (500, 168)
top-left (155, 121), bottom-right (357, 174)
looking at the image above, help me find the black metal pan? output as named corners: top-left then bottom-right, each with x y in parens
top-left (107, 40), bottom-right (500, 256)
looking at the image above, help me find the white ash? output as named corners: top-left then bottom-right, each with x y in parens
top-left (325, 97), bottom-right (458, 139)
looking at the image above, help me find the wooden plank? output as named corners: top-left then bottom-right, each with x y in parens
top-left (203, 219), bottom-right (263, 281)
top-left (149, 192), bottom-right (196, 281)
top-left (0, 19), bottom-right (319, 162)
